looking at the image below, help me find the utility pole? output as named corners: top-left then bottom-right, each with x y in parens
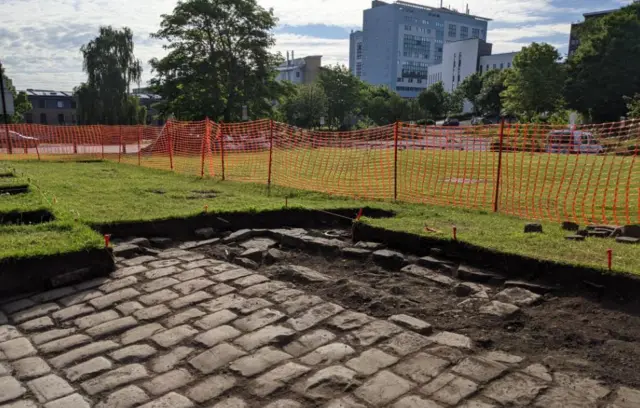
top-left (0, 60), bottom-right (13, 154)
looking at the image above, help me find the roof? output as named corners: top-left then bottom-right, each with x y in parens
top-left (583, 9), bottom-right (618, 18)
top-left (394, 0), bottom-right (492, 22)
top-left (24, 89), bottom-right (73, 97)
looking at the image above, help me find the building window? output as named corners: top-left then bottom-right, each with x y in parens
top-left (487, 64), bottom-right (490, 71)
top-left (493, 64), bottom-right (497, 69)
top-left (500, 63), bottom-right (504, 69)
top-left (457, 75), bottom-right (460, 82)
top-left (448, 24), bottom-right (456, 37)
top-left (58, 113), bottom-right (65, 124)
top-left (71, 100), bottom-right (77, 109)
top-left (57, 100), bottom-right (64, 108)
top-left (472, 28), bottom-right (480, 38)
top-left (405, 25), bottom-right (412, 31)
top-left (356, 62), bottom-right (362, 77)
top-left (296, 71), bottom-right (300, 78)
top-left (507, 62), bottom-right (511, 68)
top-left (479, 65), bottom-right (483, 74)
top-left (38, 99), bottom-right (45, 109)
top-left (356, 42), bottom-right (363, 59)
top-left (40, 113), bottom-right (47, 124)
top-left (460, 26), bottom-right (468, 39)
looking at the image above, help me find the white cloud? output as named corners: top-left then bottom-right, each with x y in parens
top-left (0, 0), bottom-right (572, 89)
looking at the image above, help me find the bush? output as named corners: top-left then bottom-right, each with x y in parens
top-left (416, 119), bottom-right (436, 126)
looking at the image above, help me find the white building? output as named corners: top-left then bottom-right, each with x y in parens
top-left (426, 37), bottom-right (518, 113)
top-left (275, 52), bottom-right (323, 85)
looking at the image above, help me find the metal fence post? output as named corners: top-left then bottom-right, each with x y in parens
top-left (493, 117), bottom-right (506, 213)
top-left (394, 121), bottom-right (399, 201)
top-left (201, 118), bottom-right (209, 178)
top-left (137, 126), bottom-right (142, 166)
top-left (220, 122), bottom-right (226, 181)
top-left (268, 119), bottom-right (274, 191)
top-left (167, 122), bottom-right (174, 171)
top-left (118, 126), bottom-right (123, 163)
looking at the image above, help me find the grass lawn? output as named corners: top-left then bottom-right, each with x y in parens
top-left (1, 159), bottom-right (638, 275)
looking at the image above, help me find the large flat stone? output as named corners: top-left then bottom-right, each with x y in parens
top-left (482, 373), bottom-right (547, 405)
top-left (294, 366), bottom-right (360, 400)
top-left (355, 370), bottom-right (415, 406)
top-left (266, 264), bottom-right (331, 283)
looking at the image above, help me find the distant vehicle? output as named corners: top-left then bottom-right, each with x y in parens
top-left (546, 129), bottom-right (604, 154)
top-left (471, 116), bottom-right (492, 125)
top-left (0, 130), bottom-right (38, 148)
top-left (442, 117), bottom-right (460, 127)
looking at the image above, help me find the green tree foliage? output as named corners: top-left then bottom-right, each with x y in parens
top-left (625, 94), bottom-right (640, 118)
top-left (457, 72), bottom-right (483, 114)
top-left (149, 0), bottom-right (286, 122)
top-left (0, 69), bottom-right (32, 123)
top-left (75, 26), bottom-right (145, 125)
top-left (317, 65), bottom-right (364, 128)
top-left (501, 42), bottom-right (565, 120)
top-left (476, 69), bottom-right (509, 117)
top-left (566, 3), bottom-right (640, 122)
top-left (418, 82), bottom-right (447, 119)
top-left (280, 83), bottom-right (328, 128)
top-left (361, 85), bottom-right (411, 125)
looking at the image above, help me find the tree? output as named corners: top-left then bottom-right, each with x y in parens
top-left (566, 3), bottom-right (640, 122)
top-left (280, 83), bottom-right (328, 128)
top-left (457, 72), bottom-right (483, 114)
top-left (501, 43), bottom-right (565, 119)
top-left (625, 94), bottom-right (640, 118)
top-left (75, 26), bottom-right (146, 125)
top-left (361, 85), bottom-right (417, 125)
top-left (476, 69), bottom-right (508, 117)
top-left (149, 0), bottom-right (287, 122)
top-left (0, 69), bottom-right (32, 123)
top-left (317, 65), bottom-right (364, 128)
top-left (418, 82), bottom-right (447, 119)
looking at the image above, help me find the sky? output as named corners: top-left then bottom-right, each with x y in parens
top-left (0, 0), bottom-right (634, 90)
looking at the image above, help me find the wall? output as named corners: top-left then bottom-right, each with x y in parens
top-left (479, 52), bottom-right (517, 74)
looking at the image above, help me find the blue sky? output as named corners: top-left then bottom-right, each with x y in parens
top-left (0, 0), bottom-right (633, 90)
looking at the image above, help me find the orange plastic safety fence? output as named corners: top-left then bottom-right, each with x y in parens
top-left (1, 118), bottom-right (639, 225)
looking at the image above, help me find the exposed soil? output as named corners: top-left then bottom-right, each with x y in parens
top-left (198, 229), bottom-right (640, 390)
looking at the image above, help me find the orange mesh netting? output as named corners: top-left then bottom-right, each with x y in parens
top-left (1, 118), bottom-right (638, 225)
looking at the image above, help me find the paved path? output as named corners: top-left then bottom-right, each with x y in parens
top-left (1, 247), bottom-right (639, 408)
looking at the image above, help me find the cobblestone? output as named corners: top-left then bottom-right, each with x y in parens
top-left (27, 374), bottom-right (74, 402)
top-left (81, 364), bottom-right (149, 395)
top-left (13, 357), bottom-right (51, 379)
top-left (229, 346), bottom-right (291, 376)
top-left (194, 309), bottom-right (238, 330)
top-left (169, 291), bottom-right (213, 309)
top-left (189, 343), bottom-right (247, 374)
top-left (0, 337), bottom-right (37, 360)
top-left (89, 288), bottom-right (140, 310)
top-left (234, 325), bottom-right (296, 351)
top-left (355, 370), bottom-right (415, 406)
top-left (0, 375), bottom-right (26, 403)
top-left (53, 304), bottom-right (95, 322)
top-left (348, 320), bottom-right (403, 347)
top-left (50, 341), bottom-right (119, 368)
top-left (95, 385), bottom-right (149, 408)
top-left (283, 329), bottom-right (336, 357)
top-left (142, 368), bottom-right (194, 395)
top-left (44, 393), bottom-right (91, 408)
top-left (65, 357), bottom-right (112, 382)
top-left (121, 323), bottom-right (165, 345)
top-left (32, 328), bottom-right (76, 345)
top-left (19, 316), bottom-right (55, 332)
top-left (165, 308), bottom-right (206, 328)
top-left (151, 325), bottom-right (199, 348)
top-left (109, 344), bottom-right (157, 362)
top-left (149, 346), bottom-right (194, 373)
top-left (133, 305), bottom-right (171, 321)
top-left (138, 392), bottom-right (194, 408)
top-left (251, 362), bottom-right (311, 397)
top-left (5, 250), bottom-right (639, 408)
top-left (195, 325), bottom-right (242, 347)
top-left (300, 343), bottom-right (356, 366)
top-left (185, 374), bottom-right (236, 403)
top-left (75, 310), bottom-right (119, 329)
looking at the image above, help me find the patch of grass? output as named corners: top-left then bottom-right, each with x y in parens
top-left (2, 159), bottom-right (638, 275)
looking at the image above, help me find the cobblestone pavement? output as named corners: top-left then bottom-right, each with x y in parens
top-left (2, 246), bottom-right (640, 408)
